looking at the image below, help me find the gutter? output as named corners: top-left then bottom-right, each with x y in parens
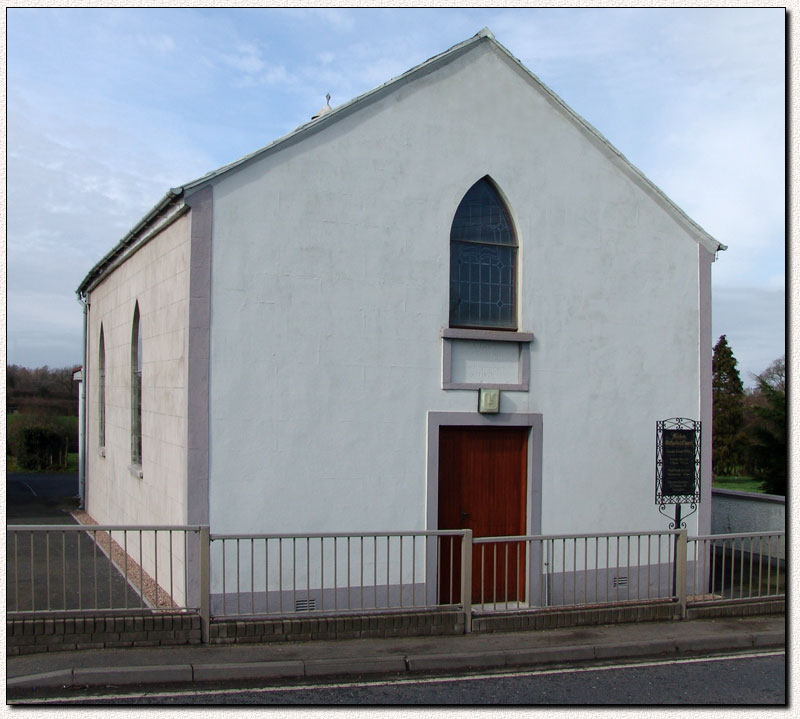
top-left (76, 187), bottom-right (185, 295)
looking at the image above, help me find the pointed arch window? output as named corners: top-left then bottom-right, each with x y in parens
top-left (131, 304), bottom-right (142, 465)
top-left (449, 178), bottom-right (517, 330)
top-left (98, 325), bottom-right (106, 448)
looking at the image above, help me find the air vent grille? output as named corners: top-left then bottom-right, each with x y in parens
top-left (295, 598), bottom-right (317, 612)
top-left (613, 576), bottom-right (629, 588)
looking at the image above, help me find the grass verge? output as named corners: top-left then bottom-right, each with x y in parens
top-left (712, 476), bottom-right (765, 493)
top-left (6, 453), bottom-right (78, 474)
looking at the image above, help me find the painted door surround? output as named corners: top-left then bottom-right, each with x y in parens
top-left (426, 411), bottom-right (543, 605)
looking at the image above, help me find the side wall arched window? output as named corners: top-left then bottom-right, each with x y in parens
top-left (131, 304), bottom-right (142, 465)
top-left (98, 325), bottom-right (106, 448)
top-left (449, 178), bottom-right (517, 330)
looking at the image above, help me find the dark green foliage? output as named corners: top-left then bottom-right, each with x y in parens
top-left (745, 357), bottom-right (786, 495)
top-left (6, 364), bottom-right (79, 416)
top-left (712, 342), bottom-right (786, 495)
top-left (14, 426), bottom-right (69, 471)
top-left (7, 414), bottom-right (77, 464)
top-left (712, 335), bottom-right (745, 476)
top-left (6, 365), bottom-right (80, 471)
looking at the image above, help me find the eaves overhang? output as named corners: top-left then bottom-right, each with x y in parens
top-left (76, 188), bottom-right (186, 296)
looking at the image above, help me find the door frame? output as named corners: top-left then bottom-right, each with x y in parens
top-left (425, 412), bottom-right (543, 606)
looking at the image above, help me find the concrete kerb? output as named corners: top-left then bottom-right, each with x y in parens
top-left (7, 670), bottom-right (74, 691)
top-left (593, 639), bottom-right (678, 660)
top-left (304, 656), bottom-right (408, 678)
top-left (752, 631), bottom-right (786, 648)
top-left (73, 664), bottom-right (194, 686)
top-left (193, 661), bottom-right (305, 683)
top-left (7, 630), bottom-right (784, 691)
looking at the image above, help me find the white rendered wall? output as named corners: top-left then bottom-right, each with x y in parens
top-left (85, 214), bottom-right (191, 529)
top-left (711, 490), bottom-right (785, 536)
top-left (206, 44), bottom-right (704, 539)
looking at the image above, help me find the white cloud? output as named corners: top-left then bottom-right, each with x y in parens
top-left (654, 114), bottom-right (785, 288)
top-left (281, 8), bottom-right (356, 33)
top-left (220, 43), bottom-right (266, 75)
top-left (712, 286), bottom-right (786, 386)
top-left (310, 9), bottom-right (356, 32)
top-left (491, 9), bottom-right (785, 290)
top-left (136, 33), bottom-right (176, 54)
top-left (5, 89), bottom-right (212, 366)
top-left (7, 287), bottom-right (85, 369)
top-left (768, 273), bottom-right (785, 290)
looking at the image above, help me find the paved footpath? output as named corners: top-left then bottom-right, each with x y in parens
top-left (7, 614), bottom-right (784, 693)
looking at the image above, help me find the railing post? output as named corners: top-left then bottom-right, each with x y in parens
top-left (200, 526), bottom-right (210, 643)
top-left (461, 529), bottom-right (472, 633)
top-left (675, 529), bottom-right (688, 619)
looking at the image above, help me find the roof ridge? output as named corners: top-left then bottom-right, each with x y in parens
top-left (178, 27), bottom-right (721, 253)
top-left (78, 28), bottom-right (723, 295)
top-left (179, 29), bottom-right (492, 193)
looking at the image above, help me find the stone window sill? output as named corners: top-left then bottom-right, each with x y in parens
top-left (441, 327), bottom-right (534, 343)
top-left (98, 447), bottom-right (106, 458)
top-left (128, 464), bottom-right (143, 479)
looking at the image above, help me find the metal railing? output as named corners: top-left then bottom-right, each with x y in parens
top-left (473, 531), bottom-right (681, 612)
top-left (7, 525), bottom-right (203, 615)
top-left (688, 532), bottom-right (785, 603)
top-left (7, 525), bottom-right (784, 639)
top-left (209, 530), bottom-right (470, 619)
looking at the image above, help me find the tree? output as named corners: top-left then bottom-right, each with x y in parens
top-left (6, 364), bottom-right (79, 416)
top-left (712, 335), bottom-right (746, 476)
top-left (756, 356), bottom-right (785, 393)
top-left (744, 356), bottom-right (786, 495)
top-left (14, 426), bottom-right (69, 471)
top-left (7, 414), bottom-right (72, 470)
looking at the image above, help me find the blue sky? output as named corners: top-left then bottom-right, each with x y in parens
top-left (6, 7), bottom-right (786, 384)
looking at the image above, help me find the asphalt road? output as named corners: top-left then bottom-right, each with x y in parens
top-left (7, 471), bottom-right (142, 611)
top-left (7, 472), bottom-right (79, 524)
top-left (19, 652), bottom-right (785, 705)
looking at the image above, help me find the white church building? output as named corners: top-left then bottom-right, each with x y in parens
top-left (76, 29), bottom-right (723, 611)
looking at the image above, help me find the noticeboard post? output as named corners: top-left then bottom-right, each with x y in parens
top-left (655, 418), bottom-right (701, 596)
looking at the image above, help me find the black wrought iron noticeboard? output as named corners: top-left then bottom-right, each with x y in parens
top-left (656, 418), bottom-right (701, 505)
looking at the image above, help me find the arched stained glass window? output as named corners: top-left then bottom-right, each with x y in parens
top-left (449, 178), bottom-right (517, 329)
top-left (131, 304), bottom-right (142, 465)
top-left (99, 326), bottom-right (106, 448)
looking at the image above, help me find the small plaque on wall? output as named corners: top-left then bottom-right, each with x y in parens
top-left (478, 388), bottom-right (500, 414)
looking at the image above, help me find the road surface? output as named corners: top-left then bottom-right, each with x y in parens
top-left (13, 652), bottom-right (785, 705)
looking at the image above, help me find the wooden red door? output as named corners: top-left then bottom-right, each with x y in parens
top-left (438, 426), bottom-right (528, 605)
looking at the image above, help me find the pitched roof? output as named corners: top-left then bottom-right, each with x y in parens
top-left (77, 28), bottom-right (723, 295)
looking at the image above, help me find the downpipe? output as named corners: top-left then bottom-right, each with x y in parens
top-left (77, 293), bottom-right (88, 509)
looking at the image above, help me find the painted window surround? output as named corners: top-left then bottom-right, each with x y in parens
top-left (441, 327), bottom-right (534, 391)
top-left (129, 303), bottom-right (143, 478)
top-left (98, 325), bottom-right (106, 457)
